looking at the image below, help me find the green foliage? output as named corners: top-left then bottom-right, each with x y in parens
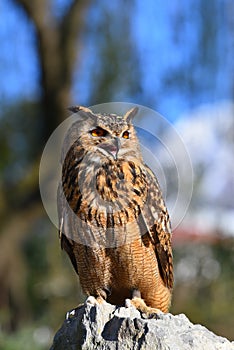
top-left (171, 239), bottom-right (234, 340)
top-left (0, 101), bottom-right (43, 215)
top-left (0, 102), bottom-right (42, 172)
top-left (0, 326), bottom-right (51, 350)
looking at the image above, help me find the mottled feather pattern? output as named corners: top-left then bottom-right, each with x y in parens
top-left (58, 106), bottom-right (173, 312)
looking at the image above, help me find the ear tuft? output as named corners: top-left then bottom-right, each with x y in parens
top-left (68, 105), bottom-right (94, 114)
top-left (123, 107), bottom-right (139, 123)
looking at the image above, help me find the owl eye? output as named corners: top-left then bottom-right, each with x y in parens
top-left (90, 127), bottom-right (107, 137)
top-left (122, 130), bottom-right (130, 139)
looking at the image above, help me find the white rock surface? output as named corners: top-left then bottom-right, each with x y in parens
top-left (50, 301), bottom-right (234, 350)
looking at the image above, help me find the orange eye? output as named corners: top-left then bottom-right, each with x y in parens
top-left (90, 127), bottom-right (107, 137)
top-left (122, 130), bottom-right (130, 139)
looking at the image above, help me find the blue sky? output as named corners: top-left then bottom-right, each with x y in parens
top-left (0, 1), bottom-right (39, 102)
top-left (1, 0), bottom-right (233, 122)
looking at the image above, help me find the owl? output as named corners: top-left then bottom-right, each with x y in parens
top-left (58, 106), bottom-right (173, 315)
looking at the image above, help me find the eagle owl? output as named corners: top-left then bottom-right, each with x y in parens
top-left (58, 106), bottom-right (173, 314)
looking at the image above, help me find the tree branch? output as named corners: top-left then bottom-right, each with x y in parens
top-left (12, 0), bottom-right (92, 135)
top-left (12, 0), bottom-right (51, 31)
top-left (59, 0), bottom-right (92, 82)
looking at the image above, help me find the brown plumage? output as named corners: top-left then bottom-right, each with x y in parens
top-left (58, 106), bottom-right (173, 314)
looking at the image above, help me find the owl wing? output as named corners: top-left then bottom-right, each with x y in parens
top-left (57, 182), bottom-right (79, 274)
top-left (57, 141), bottom-right (85, 275)
top-left (140, 165), bottom-right (173, 290)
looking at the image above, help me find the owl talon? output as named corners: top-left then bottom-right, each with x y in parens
top-left (126, 297), bottom-right (163, 319)
top-left (86, 295), bottom-right (107, 305)
top-left (86, 296), bottom-right (98, 305)
top-left (125, 298), bottom-right (133, 308)
top-left (142, 311), bottom-right (160, 320)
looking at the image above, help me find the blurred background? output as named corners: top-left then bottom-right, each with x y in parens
top-left (0, 0), bottom-right (234, 348)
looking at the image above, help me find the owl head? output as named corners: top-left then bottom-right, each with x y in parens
top-left (64, 106), bottom-right (143, 162)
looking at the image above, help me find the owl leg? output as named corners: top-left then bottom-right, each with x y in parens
top-left (125, 290), bottom-right (163, 319)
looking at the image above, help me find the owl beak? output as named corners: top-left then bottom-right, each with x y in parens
top-left (99, 137), bottom-right (120, 160)
top-left (111, 137), bottom-right (120, 159)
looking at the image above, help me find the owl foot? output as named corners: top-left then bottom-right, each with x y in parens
top-left (66, 296), bottom-right (106, 321)
top-left (86, 295), bottom-right (107, 305)
top-left (125, 297), bottom-right (163, 319)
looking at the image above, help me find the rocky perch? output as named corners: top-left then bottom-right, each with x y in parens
top-left (50, 300), bottom-right (234, 350)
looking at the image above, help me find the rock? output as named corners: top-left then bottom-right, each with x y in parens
top-left (50, 300), bottom-right (234, 350)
